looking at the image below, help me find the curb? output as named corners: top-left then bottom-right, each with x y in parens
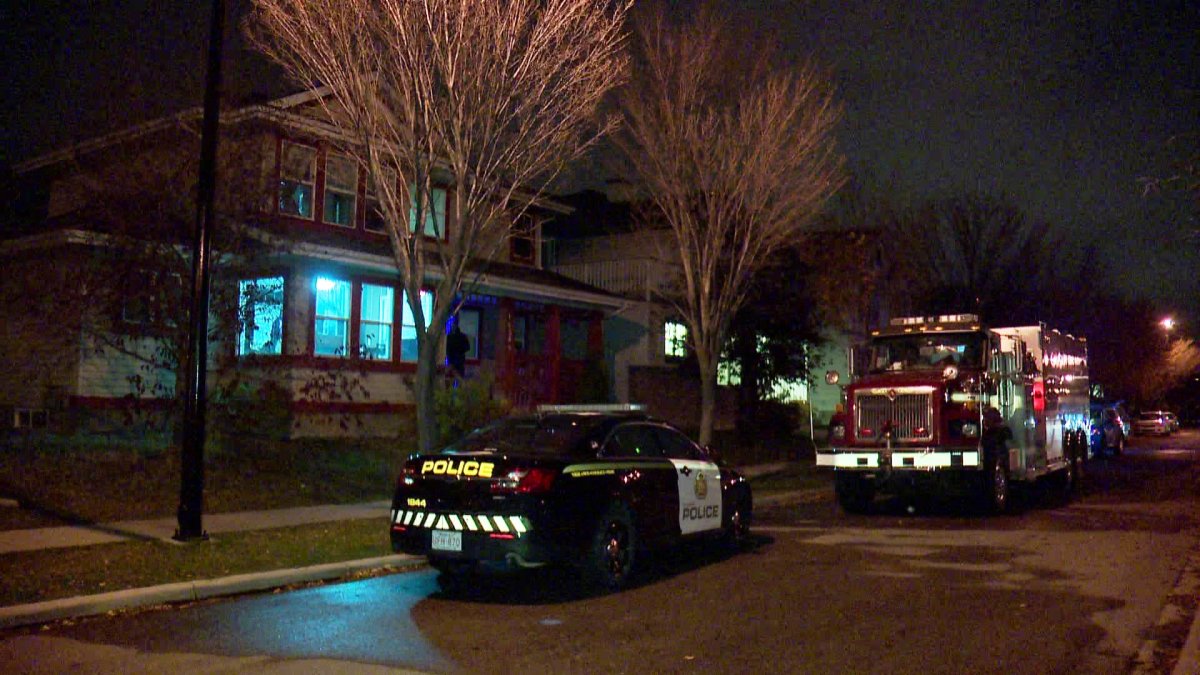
top-left (1129, 537), bottom-right (1200, 675)
top-left (0, 554), bottom-right (426, 630)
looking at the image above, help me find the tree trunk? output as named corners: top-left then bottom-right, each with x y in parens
top-left (698, 352), bottom-right (717, 447)
top-left (414, 343), bottom-right (439, 454)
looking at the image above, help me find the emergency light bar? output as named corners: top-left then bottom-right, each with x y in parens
top-left (536, 404), bottom-right (646, 413)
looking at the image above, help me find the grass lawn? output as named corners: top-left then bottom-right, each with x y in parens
top-left (0, 438), bottom-right (405, 530)
top-left (0, 518), bottom-right (393, 607)
top-left (0, 433), bottom-right (827, 611)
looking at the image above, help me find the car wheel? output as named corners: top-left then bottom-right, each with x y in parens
top-left (978, 444), bottom-right (1009, 514)
top-left (581, 502), bottom-right (637, 591)
top-left (834, 473), bottom-right (874, 514)
top-left (722, 494), bottom-right (752, 551)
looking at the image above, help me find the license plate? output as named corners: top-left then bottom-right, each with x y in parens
top-left (431, 529), bottom-right (462, 552)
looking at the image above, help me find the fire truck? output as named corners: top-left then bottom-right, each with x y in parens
top-left (814, 314), bottom-right (1090, 514)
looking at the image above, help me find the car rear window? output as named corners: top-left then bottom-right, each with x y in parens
top-left (443, 415), bottom-right (602, 458)
top-left (1138, 413), bottom-right (1162, 420)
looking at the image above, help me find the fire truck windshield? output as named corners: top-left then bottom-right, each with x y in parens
top-left (868, 332), bottom-right (986, 373)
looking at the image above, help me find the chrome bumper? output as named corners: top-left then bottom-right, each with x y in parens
top-left (815, 448), bottom-right (981, 471)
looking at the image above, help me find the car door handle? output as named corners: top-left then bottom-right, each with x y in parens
top-left (678, 466), bottom-right (691, 476)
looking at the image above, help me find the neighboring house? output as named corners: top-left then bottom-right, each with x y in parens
top-left (0, 90), bottom-right (624, 437)
top-left (546, 190), bottom-right (899, 436)
top-left (545, 189), bottom-right (738, 431)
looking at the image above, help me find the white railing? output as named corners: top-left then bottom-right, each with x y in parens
top-left (552, 258), bottom-right (672, 299)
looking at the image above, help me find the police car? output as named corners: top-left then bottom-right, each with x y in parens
top-left (390, 405), bottom-right (752, 590)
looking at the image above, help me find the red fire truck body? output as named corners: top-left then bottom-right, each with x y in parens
top-left (814, 314), bottom-right (1089, 513)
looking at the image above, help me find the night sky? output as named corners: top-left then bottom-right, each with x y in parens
top-left (4, 0), bottom-right (1198, 323)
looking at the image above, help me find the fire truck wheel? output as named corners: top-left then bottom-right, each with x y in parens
top-left (835, 473), bottom-right (874, 514)
top-left (581, 502), bottom-right (638, 591)
top-left (978, 445), bottom-right (1009, 514)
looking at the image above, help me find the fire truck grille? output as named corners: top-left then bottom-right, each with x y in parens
top-left (855, 392), bottom-right (934, 442)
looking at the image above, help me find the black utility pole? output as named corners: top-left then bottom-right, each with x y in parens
top-left (176, 0), bottom-right (226, 541)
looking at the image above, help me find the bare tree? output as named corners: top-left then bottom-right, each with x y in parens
top-left (614, 2), bottom-right (844, 444)
top-left (246, 0), bottom-right (631, 452)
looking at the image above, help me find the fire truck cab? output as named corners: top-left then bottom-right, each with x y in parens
top-left (814, 314), bottom-right (1090, 514)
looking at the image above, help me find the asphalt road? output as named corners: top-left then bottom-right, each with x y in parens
top-left (4, 431), bottom-right (1199, 674)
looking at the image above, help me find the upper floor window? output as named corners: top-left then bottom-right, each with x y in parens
top-left (323, 155), bottom-right (358, 227)
top-left (409, 184), bottom-right (447, 239)
top-left (509, 213), bottom-right (537, 265)
top-left (665, 320), bottom-right (688, 360)
top-left (237, 276), bottom-right (284, 356)
top-left (314, 277), bottom-right (352, 357)
top-left (364, 168), bottom-right (394, 234)
top-left (279, 142), bottom-right (317, 219)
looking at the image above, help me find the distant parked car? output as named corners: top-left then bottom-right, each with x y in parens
top-left (1091, 408), bottom-right (1126, 457)
top-left (1133, 411), bottom-right (1173, 436)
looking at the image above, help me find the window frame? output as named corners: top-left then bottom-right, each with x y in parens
top-left (408, 183), bottom-right (448, 240)
top-left (313, 276), bottom-right (352, 358)
top-left (236, 275), bottom-right (286, 357)
top-left (321, 153), bottom-right (359, 228)
top-left (664, 319), bottom-right (688, 360)
top-left (308, 275), bottom-right (434, 364)
top-left (278, 140), bottom-right (318, 220)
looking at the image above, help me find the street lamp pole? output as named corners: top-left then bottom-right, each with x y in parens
top-left (176, 0), bottom-right (226, 542)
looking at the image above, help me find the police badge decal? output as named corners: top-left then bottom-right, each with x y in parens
top-left (694, 471), bottom-right (707, 499)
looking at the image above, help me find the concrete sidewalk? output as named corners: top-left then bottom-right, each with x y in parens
top-left (0, 501), bottom-right (392, 555)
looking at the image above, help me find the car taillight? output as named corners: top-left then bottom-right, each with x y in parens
top-left (400, 461), bottom-right (418, 487)
top-left (492, 467), bottom-right (557, 494)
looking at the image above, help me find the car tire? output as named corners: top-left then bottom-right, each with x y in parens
top-left (977, 442), bottom-right (1009, 515)
top-left (722, 493), bottom-right (752, 551)
top-left (581, 502), bottom-right (638, 591)
top-left (834, 473), bottom-right (874, 514)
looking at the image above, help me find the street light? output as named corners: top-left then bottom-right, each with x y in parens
top-left (1160, 317), bottom-right (1176, 332)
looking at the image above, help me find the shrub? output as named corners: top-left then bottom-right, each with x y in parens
top-left (434, 373), bottom-right (511, 447)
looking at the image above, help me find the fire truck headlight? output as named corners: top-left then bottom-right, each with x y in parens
top-left (942, 364), bottom-right (959, 380)
top-left (829, 423), bottom-right (845, 441)
top-left (962, 422), bottom-right (980, 438)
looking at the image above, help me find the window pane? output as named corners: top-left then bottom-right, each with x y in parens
top-left (360, 283), bottom-right (394, 360)
top-left (399, 289), bottom-right (433, 362)
top-left (314, 277), bottom-right (350, 357)
top-left (323, 155), bottom-right (357, 226)
top-left (665, 320), bottom-right (688, 359)
top-left (458, 309), bottom-right (481, 360)
top-left (237, 276), bottom-right (284, 356)
top-left (280, 143), bottom-right (316, 218)
top-left (325, 155), bottom-right (357, 191)
top-left (408, 185), bottom-right (446, 238)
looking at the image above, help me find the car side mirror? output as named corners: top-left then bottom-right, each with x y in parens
top-left (702, 445), bottom-right (724, 465)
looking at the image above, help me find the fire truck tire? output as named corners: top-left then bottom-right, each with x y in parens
top-left (978, 444), bottom-right (1009, 514)
top-left (1069, 431), bottom-right (1086, 492)
top-left (581, 502), bottom-right (638, 591)
top-left (835, 473), bottom-right (874, 514)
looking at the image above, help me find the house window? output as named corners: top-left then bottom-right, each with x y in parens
top-left (323, 154), bottom-right (358, 227)
top-left (279, 142), bottom-right (317, 219)
top-left (409, 184), bottom-right (447, 239)
top-left (237, 276), bottom-right (284, 356)
top-left (401, 289), bottom-right (434, 361)
top-left (455, 308), bottom-right (481, 360)
top-left (360, 283), bottom-right (394, 360)
top-left (314, 277), bottom-right (351, 356)
top-left (665, 320), bottom-right (688, 360)
top-left (364, 168), bottom-right (394, 234)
